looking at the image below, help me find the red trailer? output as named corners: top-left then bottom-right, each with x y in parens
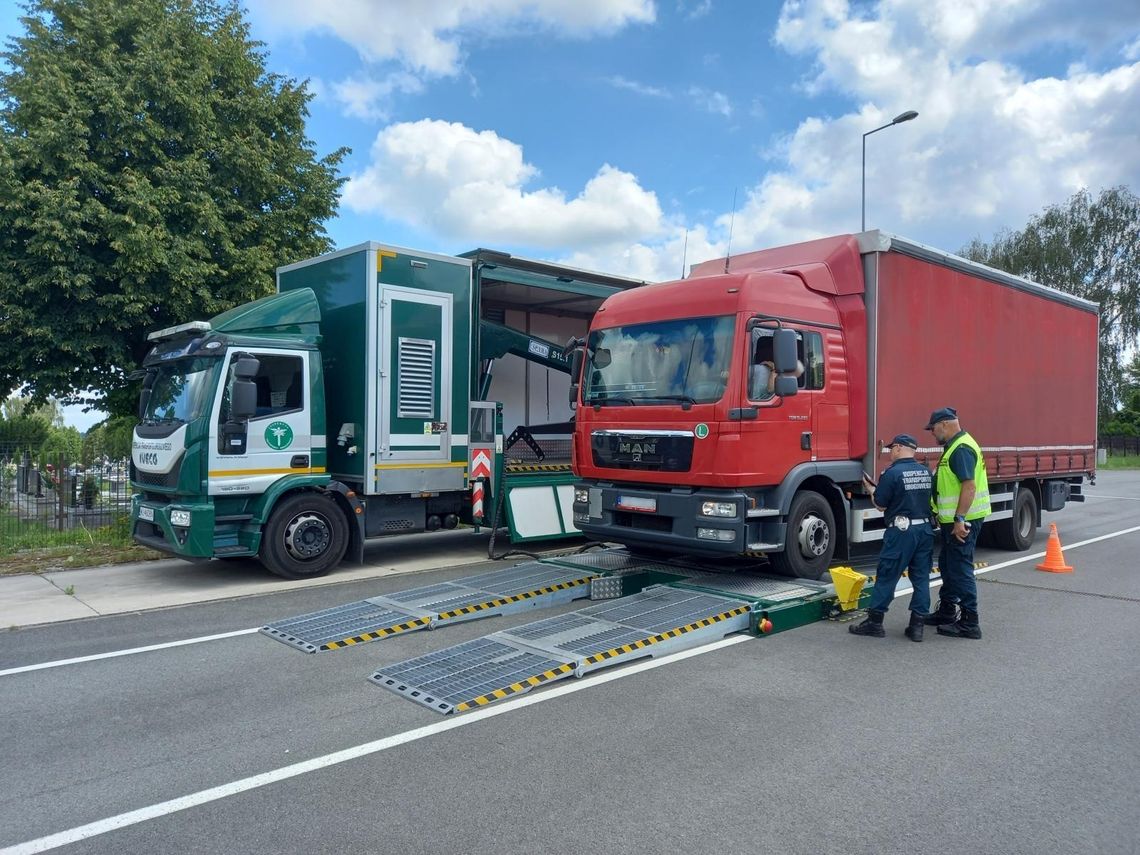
top-left (569, 231), bottom-right (1097, 578)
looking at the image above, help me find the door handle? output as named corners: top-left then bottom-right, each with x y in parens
top-left (290, 455), bottom-right (309, 468)
top-left (801, 432), bottom-right (812, 450)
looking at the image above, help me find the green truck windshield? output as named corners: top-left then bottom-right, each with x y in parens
top-left (141, 358), bottom-right (217, 425)
top-left (583, 315), bottom-right (735, 404)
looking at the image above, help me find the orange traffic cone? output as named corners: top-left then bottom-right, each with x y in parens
top-left (1036, 523), bottom-right (1073, 573)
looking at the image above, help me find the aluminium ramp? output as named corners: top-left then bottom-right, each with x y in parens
top-left (369, 585), bottom-right (752, 714)
top-left (260, 561), bottom-right (596, 653)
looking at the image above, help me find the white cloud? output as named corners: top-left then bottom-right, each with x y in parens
top-left (342, 119), bottom-right (665, 249)
top-left (608, 75), bottom-right (672, 98)
top-left (332, 72), bottom-right (425, 121)
top-left (720, 0), bottom-right (1140, 250)
top-left (251, 0), bottom-right (656, 77)
top-left (687, 86), bottom-right (732, 116)
top-left (678, 0), bottom-right (713, 20)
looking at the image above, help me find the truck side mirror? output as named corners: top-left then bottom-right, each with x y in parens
top-left (230, 378), bottom-right (257, 421)
top-left (773, 329), bottom-right (797, 373)
top-left (233, 356), bottom-right (260, 380)
top-left (774, 375), bottom-right (798, 397)
top-left (137, 369), bottom-right (157, 420)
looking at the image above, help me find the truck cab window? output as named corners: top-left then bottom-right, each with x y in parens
top-left (220, 354), bottom-right (304, 424)
top-left (750, 329), bottom-right (815, 400)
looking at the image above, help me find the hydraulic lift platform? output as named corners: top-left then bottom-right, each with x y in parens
top-left (368, 570), bottom-right (840, 715)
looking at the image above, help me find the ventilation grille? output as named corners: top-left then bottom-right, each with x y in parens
top-left (398, 337), bottom-right (436, 419)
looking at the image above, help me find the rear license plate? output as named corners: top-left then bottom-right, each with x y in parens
top-left (138, 506), bottom-right (155, 522)
top-left (616, 495), bottom-right (656, 513)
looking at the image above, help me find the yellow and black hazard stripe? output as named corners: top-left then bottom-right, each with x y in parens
top-left (583, 605), bottom-right (751, 666)
top-left (454, 663), bottom-right (576, 712)
top-left (435, 575), bottom-right (594, 621)
top-left (320, 616), bottom-right (432, 650)
top-left (504, 463), bottom-right (573, 473)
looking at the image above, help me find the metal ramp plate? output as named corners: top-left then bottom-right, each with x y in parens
top-left (368, 638), bottom-right (576, 714)
top-left (369, 586), bottom-right (752, 713)
top-left (261, 561), bottom-right (595, 653)
top-left (674, 572), bottom-right (823, 603)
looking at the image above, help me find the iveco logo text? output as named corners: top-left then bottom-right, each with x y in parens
top-left (138, 452), bottom-right (159, 466)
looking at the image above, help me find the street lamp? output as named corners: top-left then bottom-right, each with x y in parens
top-left (862, 109), bottom-right (918, 231)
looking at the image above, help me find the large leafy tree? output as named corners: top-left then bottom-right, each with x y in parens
top-left (961, 186), bottom-right (1140, 420)
top-left (0, 0), bottom-right (347, 414)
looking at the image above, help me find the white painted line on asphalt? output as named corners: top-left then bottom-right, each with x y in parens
top-left (1082, 493), bottom-right (1140, 500)
top-left (0, 629), bottom-right (259, 678)
top-left (9, 522), bottom-right (1140, 679)
top-left (0, 634), bottom-right (751, 855)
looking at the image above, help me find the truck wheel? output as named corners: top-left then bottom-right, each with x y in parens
top-left (991, 486), bottom-right (1037, 551)
top-left (769, 490), bottom-right (836, 580)
top-left (260, 493), bottom-right (349, 579)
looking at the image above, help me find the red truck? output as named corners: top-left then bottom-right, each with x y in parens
top-left (568, 231), bottom-right (1097, 578)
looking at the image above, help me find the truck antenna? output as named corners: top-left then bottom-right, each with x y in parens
top-left (681, 229), bottom-right (689, 279)
top-left (724, 188), bottom-right (737, 274)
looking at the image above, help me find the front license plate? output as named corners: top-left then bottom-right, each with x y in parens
top-left (138, 506), bottom-right (155, 522)
top-left (616, 495), bottom-right (656, 513)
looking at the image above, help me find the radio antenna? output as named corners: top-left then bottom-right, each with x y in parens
top-left (680, 229), bottom-right (689, 279)
top-left (724, 188), bottom-right (737, 273)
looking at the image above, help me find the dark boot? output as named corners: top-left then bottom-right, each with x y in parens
top-left (849, 609), bottom-right (886, 638)
top-left (904, 611), bottom-right (924, 642)
top-left (923, 599), bottom-right (958, 626)
top-left (937, 608), bottom-right (982, 639)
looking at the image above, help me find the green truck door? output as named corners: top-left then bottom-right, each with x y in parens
top-left (376, 284), bottom-right (460, 493)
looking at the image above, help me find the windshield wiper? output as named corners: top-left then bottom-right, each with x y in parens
top-left (642, 394), bottom-right (697, 410)
top-left (587, 395), bottom-right (638, 407)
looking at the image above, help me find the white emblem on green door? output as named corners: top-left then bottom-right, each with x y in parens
top-left (265, 421), bottom-right (294, 450)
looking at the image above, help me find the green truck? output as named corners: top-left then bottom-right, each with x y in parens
top-left (129, 242), bottom-right (645, 578)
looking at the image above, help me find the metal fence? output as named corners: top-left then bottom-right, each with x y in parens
top-left (0, 446), bottom-right (132, 550)
top-left (1099, 436), bottom-right (1140, 456)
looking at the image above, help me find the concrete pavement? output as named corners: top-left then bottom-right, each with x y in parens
top-left (0, 528), bottom-right (549, 629)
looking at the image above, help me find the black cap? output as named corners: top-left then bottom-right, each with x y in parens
top-left (925, 407), bottom-right (958, 429)
top-left (888, 433), bottom-right (918, 449)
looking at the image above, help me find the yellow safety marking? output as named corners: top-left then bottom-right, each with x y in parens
top-left (208, 467), bottom-right (326, 477)
top-left (374, 462), bottom-right (467, 470)
top-left (435, 575), bottom-right (594, 621)
top-left (377, 249), bottom-right (396, 271)
top-left (583, 605), bottom-right (751, 666)
top-left (320, 616), bottom-right (431, 650)
top-left (454, 663), bottom-right (576, 712)
top-left (504, 463), bottom-right (572, 473)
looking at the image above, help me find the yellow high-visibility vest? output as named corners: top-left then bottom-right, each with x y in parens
top-left (934, 432), bottom-right (990, 523)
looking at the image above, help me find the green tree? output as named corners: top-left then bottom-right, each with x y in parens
top-left (82, 414), bottom-right (135, 461)
top-left (0, 0), bottom-right (347, 415)
top-left (962, 186), bottom-right (1140, 420)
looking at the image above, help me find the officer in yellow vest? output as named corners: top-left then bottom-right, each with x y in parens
top-left (924, 407), bottom-right (990, 639)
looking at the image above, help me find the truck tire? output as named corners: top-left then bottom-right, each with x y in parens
top-left (769, 490), bottom-right (836, 580)
top-left (991, 486), bottom-right (1037, 551)
top-left (260, 492), bottom-right (349, 579)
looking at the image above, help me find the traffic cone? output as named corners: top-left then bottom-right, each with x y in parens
top-left (1036, 523), bottom-right (1073, 573)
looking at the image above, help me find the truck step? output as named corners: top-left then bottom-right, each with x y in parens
top-left (369, 586), bottom-right (752, 714)
top-left (260, 561), bottom-right (597, 653)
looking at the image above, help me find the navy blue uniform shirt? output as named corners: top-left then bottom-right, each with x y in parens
top-left (944, 429), bottom-right (977, 482)
top-left (873, 457), bottom-right (933, 520)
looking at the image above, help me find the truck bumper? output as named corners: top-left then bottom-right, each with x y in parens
top-left (131, 494), bottom-right (216, 559)
top-left (572, 483), bottom-right (760, 556)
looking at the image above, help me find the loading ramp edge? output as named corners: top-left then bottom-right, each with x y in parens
top-left (369, 587), bottom-right (755, 714)
top-left (260, 561), bottom-right (600, 653)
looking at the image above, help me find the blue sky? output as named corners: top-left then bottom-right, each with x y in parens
top-left (3, 0), bottom-right (1139, 430)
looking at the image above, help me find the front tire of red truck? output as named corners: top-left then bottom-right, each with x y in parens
top-left (260, 492), bottom-right (350, 580)
top-left (769, 490), bottom-right (836, 580)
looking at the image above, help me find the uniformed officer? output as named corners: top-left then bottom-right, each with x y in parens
top-left (924, 406), bottom-right (990, 639)
top-left (850, 434), bottom-right (934, 641)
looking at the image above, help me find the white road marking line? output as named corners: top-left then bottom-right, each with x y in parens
top-left (0, 629), bottom-right (260, 677)
top-left (8, 521), bottom-right (1140, 852)
top-left (0, 635), bottom-right (750, 855)
top-left (1082, 493), bottom-right (1140, 500)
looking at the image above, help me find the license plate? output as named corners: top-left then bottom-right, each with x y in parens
top-left (616, 495), bottom-right (656, 513)
top-left (138, 506), bottom-right (155, 522)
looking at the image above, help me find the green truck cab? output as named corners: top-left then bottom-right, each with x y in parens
top-left (130, 242), bottom-right (644, 578)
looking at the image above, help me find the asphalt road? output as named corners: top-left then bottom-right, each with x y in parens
top-left (2, 473), bottom-right (1138, 854)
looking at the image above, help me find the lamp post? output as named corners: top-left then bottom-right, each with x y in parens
top-left (862, 109), bottom-right (918, 232)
